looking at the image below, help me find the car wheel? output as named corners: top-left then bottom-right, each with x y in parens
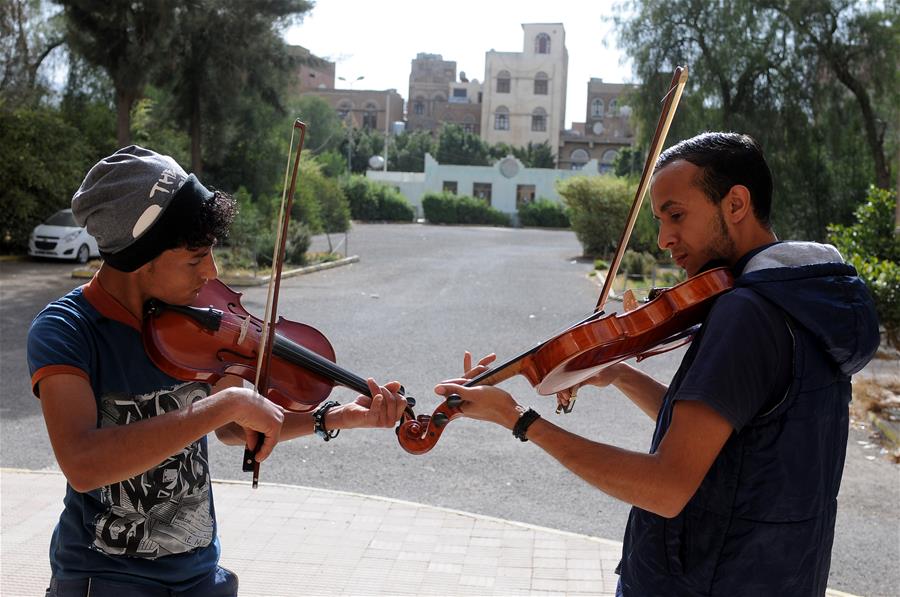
top-left (76, 244), bottom-right (90, 264)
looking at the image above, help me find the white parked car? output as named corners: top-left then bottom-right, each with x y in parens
top-left (28, 208), bottom-right (100, 264)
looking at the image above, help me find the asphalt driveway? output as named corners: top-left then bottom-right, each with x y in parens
top-left (1, 224), bottom-right (897, 596)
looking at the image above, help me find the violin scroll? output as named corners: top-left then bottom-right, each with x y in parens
top-left (396, 394), bottom-right (462, 455)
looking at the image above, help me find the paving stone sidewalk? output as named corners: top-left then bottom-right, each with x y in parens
top-left (1, 469), bottom-right (622, 596)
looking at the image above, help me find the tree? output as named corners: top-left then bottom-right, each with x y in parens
top-left (388, 129), bottom-right (434, 172)
top-left (55, 0), bottom-right (176, 146)
top-left (511, 141), bottom-right (556, 168)
top-left (761, 0), bottom-right (898, 190)
top-left (290, 95), bottom-right (344, 154)
top-left (613, 0), bottom-right (897, 240)
top-left (435, 123), bottom-right (490, 166)
top-left (158, 0), bottom-right (312, 174)
top-left (1, 0), bottom-right (65, 106)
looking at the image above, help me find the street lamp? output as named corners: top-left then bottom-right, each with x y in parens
top-left (338, 75), bottom-right (364, 174)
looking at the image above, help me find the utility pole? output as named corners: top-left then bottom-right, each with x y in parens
top-left (383, 92), bottom-right (390, 172)
top-left (338, 75), bottom-right (364, 175)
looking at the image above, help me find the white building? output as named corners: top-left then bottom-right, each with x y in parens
top-left (367, 153), bottom-right (599, 224)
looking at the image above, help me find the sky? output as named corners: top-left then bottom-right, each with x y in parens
top-left (284, 0), bottom-right (633, 128)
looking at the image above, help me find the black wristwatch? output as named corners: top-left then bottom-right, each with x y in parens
top-left (313, 401), bottom-right (341, 441)
top-left (512, 408), bottom-right (541, 442)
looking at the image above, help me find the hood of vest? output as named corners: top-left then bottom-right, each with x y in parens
top-left (734, 241), bottom-right (879, 376)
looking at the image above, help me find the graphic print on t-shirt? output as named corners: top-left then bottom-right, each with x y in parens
top-left (93, 381), bottom-right (213, 558)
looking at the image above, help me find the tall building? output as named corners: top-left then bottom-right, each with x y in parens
top-left (481, 23), bottom-right (568, 159)
top-left (407, 54), bottom-right (457, 134)
top-left (559, 78), bottom-right (635, 171)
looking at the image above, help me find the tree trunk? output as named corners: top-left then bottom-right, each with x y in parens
top-left (115, 89), bottom-right (133, 147)
top-left (190, 91), bottom-right (202, 176)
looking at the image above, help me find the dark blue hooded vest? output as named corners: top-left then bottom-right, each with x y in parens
top-left (617, 242), bottom-right (880, 596)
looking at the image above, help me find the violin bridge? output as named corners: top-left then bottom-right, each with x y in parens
top-left (622, 289), bottom-right (639, 312)
top-left (238, 316), bottom-right (251, 346)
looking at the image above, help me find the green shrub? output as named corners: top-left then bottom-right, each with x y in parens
top-left (828, 186), bottom-right (900, 347)
top-left (285, 221), bottom-right (312, 265)
top-left (518, 198), bottom-right (570, 228)
top-left (371, 184), bottom-right (415, 222)
top-left (340, 175), bottom-right (414, 222)
top-left (421, 192), bottom-right (459, 224)
top-left (341, 175), bottom-right (380, 221)
top-left (621, 249), bottom-right (657, 277)
top-left (594, 258), bottom-right (609, 270)
top-left (422, 192), bottom-right (510, 226)
top-left (558, 175), bottom-right (634, 257)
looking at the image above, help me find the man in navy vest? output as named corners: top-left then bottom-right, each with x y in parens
top-left (437, 132), bottom-right (880, 595)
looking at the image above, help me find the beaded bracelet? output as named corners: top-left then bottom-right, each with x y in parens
top-left (313, 400), bottom-right (341, 441)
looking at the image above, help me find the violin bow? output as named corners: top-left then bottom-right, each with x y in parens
top-left (595, 66), bottom-right (688, 314)
top-left (243, 120), bottom-right (308, 488)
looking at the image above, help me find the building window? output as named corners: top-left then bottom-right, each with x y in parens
top-left (535, 33), bottom-right (551, 54)
top-left (413, 101), bottom-right (424, 115)
top-left (473, 183), bottom-right (492, 203)
top-left (570, 148), bottom-right (590, 170)
top-left (531, 107), bottom-right (547, 132)
top-left (337, 101), bottom-right (352, 120)
top-left (494, 106), bottom-right (509, 130)
top-left (534, 72), bottom-right (548, 95)
top-left (362, 103), bottom-right (378, 129)
top-left (608, 99), bottom-right (618, 115)
top-left (496, 70), bottom-right (511, 93)
top-left (516, 185), bottom-right (536, 208)
top-left (443, 181), bottom-right (458, 194)
top-left (591, 98), bottom-right (604, 118)
top-left (452, 88), bottom-right (467, 98)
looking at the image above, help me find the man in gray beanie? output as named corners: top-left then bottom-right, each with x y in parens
top-left (27, 146), bottom-right (408, 596)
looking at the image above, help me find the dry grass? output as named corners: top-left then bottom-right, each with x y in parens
top-left (851, 374), bottom-right (900, 463)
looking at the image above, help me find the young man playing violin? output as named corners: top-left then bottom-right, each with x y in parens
top-left (438, 132), bottom-right (880, 596)
top-left (27, 146), bottom-right (408, 596)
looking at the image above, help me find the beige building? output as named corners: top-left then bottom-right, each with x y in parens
top-left (302, 88), bottom-right (404, 132)
top-left (481, 23), bottom-right (568, 158)
top-left (408, 55), bottom-right (484, 135)
top-left (559, 78), bottom-right (635, 171)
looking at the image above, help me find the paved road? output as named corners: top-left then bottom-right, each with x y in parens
top-left (1, 223), bottom-right (898, 596)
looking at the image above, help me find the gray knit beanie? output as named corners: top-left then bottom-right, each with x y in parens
top-left (72, 146), bottom-right (213, 271)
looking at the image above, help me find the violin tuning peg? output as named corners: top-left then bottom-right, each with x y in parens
top-left (446, 394), bottom-right (462, 409)
top-left (432, 412), bottom-right (450, 428)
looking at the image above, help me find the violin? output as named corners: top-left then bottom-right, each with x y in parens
top-left (142, 279), bottom-right (415, 414)
top-left (142, 120), bottom-right (413, 487)
top-left (396, 66), bottom-right (731, 455)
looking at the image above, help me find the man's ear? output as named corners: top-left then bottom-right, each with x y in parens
top-left (723, 185), bottom-right (752, 223)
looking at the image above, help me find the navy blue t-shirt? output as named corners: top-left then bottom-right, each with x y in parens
top-left (27, 277), bottom-right (220, 589)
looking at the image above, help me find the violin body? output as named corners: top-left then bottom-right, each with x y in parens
top-left (396, 267), bottom-right (734, 454)
top-left (144, 279), bottom-right (338, 412)
top-left (530, 267), bottom-right (734, 395)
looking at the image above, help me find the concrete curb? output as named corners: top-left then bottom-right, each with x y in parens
top-left (69, 255), bottom-right (360, 284)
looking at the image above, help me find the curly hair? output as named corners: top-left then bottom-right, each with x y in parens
top-left (164, 189), bottom-right (237, 251)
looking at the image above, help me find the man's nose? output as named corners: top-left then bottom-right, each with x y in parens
top-left (657, 224), bottom-right (675, 250)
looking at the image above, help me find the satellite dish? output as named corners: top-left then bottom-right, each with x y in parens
top-left (368, 155), bottom-right (385, 169)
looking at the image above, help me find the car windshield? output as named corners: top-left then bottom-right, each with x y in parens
top-left (45, 211), bottom-right (77, 227)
